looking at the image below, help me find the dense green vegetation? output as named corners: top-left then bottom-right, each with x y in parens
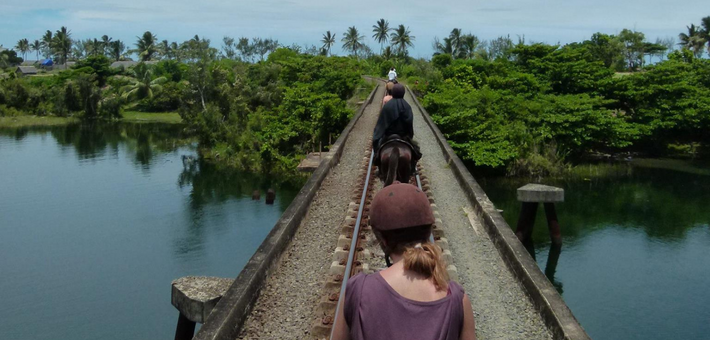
top-left (0, 28), bottom-right (370, 179)
top-left (2, 16), bottom-right (709, 178)
top-left (404, 20), bottom-right (710, 176)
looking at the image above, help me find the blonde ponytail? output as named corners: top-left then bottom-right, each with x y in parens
top-left (403, 242), bottom-right (449, 291)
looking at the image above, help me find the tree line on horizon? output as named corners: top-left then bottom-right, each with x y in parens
top-left (2, 16), bottom-right (710, 179)
top-left (3, 16), bottom-right (710, 69)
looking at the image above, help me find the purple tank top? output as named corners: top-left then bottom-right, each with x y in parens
top-left (344, 272), bottom-right (465, 340)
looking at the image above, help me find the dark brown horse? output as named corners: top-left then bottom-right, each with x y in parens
top-left (377, 136), bottom-right (414, 186)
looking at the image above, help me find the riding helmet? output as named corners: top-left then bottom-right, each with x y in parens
top-left (370, 182), bottom-right (434, 231)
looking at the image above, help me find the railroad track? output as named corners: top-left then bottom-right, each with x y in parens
top-left (311, 128), bottom-right (456, 339)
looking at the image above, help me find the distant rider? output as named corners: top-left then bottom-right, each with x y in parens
top-left (372, 84), bottom-right (421, 168)
top-left (387, 67), bottom-right (397, 82)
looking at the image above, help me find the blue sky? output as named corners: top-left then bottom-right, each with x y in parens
top-left (0, 0), bottom-right (706, 58)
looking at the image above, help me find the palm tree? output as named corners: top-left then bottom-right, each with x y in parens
top-left (321, 31), bottom-right (336, 56)
top-left (52, 26), bottom-right (73, 66)
top-left (101, 35), bottom-right (112, 56)
top-left (109, 40), bottom-right (126, 61)
top-left (382, 46), bottom-right (394, 61)
top-left (15, 38), bottom-right (30, 60)
top-left (135, 31), bottom-right (158, 61)
top-left (72, 40), bottom-right (86, 60)
top-left (86, 38), bottom-right (103, 57)
top-left (30, 40), bottom-right (42, 61)
top-left (372, 19), bottom-right (391, 53)
top-left (701, 16), bottom-right (710, 54)
top-left (121, 63), bottom-right (167, 100)
top-left (459, 34), bottom-right (480, 59)
top-left (679, 24), bottom-right (706, 57)
top-left (41, 30), bottom-right (53, 59)
top-left (434, 28), bottom-right (464, 58)
top-left (390, 25), bottom-right (415, 56)
top-left (342, 26), bottom-right (365, 58)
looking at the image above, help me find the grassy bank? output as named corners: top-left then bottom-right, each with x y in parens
top-left (0, 115), bottom-right (79, 128)
top-left (0, 111), bottom-right (182, 128)
top-left (121, 111), bottom-right (182, 124)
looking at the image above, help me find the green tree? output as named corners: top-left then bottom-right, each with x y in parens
top-left (236, 37), bottom-right (253, 62)
top-left (15, 38), bottom-right (30, 60)
top-left (121, 63), bottom-right (167, 101)
top-left (52, 26), bottom-right (73, 66)
top-left (41, 30), bottom-right (53, 59)
top-left (72, 40), bottom-right (86, 60)
top-left (390, 25), bottom-right (415, 56)
top-left (30, 40), bottom-right (42, 61)
top-left (86, 38), bottom-right (103, 57)
top-left (135, 31), bottom-right (158, 61)
top-left (108, 40), bottom-right (126, 62)
top-left (702, 16), bottom-right (710, 54)
top-left (75, 55), bottom-right (112, 86)
top-left (101, 35), bottom-right (112, 56)
top-left (222, 37), bottom-right (236, 59)
top-left (459, 34), bottom-right (480, 59)
top-left (342, 26), bottom-right (365, 58)
top-left (321, 31), bottom-right (336, 57)
top-left (586, 33), bottom-right (623, 68)
top-left (372, 19), bottom-right (391, 53)
top-left (679, 24), bottom-right (706, 57)
top-left (488, 35), bottom-right (514, 60)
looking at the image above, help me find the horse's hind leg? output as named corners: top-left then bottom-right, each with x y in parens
top-left (398, 147), bottom-right (412, 184)
top-left (385, 147), bottom-right (399, 186)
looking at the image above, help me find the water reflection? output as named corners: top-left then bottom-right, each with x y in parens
top-left (0, 123), bottom-right (300, 340)
top-left (525, 241), bottom-right (564, 294)
top-left (481, 164), bottom-right (710, 242)
top-left (1, 122), bottom-right (192, 167)
top-left (478, 160), bottom-right (710, 340)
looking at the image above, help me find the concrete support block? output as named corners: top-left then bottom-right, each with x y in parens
top-left (171, 276), bottom-right (233, 324)
top-left (517, 183), bottom-right (564, 203)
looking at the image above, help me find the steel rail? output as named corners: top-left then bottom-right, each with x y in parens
top-left (329, 149), bottom-right (375, 339)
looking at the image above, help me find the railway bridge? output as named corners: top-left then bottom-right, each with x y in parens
top-left (184, 79), bottom-right (590, 340)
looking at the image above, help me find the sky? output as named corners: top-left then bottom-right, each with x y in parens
top-left (0, 0), bottom-right (706, 58)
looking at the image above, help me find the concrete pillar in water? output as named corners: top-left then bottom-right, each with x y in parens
top-left (515, 183), bottom-right (564, 245)
top-left (265, 189), bottom-right (275, 205)
top-left (171, 276), bottom-right (233, 340)
top-left (252, 190), bottom-right (260, 200)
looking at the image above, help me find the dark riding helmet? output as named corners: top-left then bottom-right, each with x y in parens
top-left (391, 84), bottom-right (405, 98)
top-left (370, 182), bottom-right (434, 231)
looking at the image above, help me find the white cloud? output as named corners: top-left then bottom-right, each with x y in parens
top-left (0, 0), bottom-right (706, 56)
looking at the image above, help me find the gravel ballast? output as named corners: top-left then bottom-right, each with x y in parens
top-left (405, 90), bottom-right (553, 340)
top-left (238, 84), bottom-right (552, 340)
top-left (238, 87), bottom-right (385, 339)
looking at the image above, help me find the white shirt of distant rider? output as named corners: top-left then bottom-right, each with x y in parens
top-left (388, 69), bottom-right (397, 81)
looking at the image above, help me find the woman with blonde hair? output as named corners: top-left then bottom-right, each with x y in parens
top-left (382, 81), bottom-right (395, 108)
top-left (333, 183), bottom-right (477, 340)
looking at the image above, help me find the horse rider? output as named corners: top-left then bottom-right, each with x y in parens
top-left (332, 182), bottom-right (477, 340)
top-left (372, 83), bottom-right (422, 170)
top-left (382, 82), bottom-right (395, 108)
top-left (387, 67), bottom-right (397, 82)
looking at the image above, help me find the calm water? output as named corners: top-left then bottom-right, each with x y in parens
top-left (479, 162), bottom-right (710, 340)
top-left (0, 123), bottom-right (299, 340)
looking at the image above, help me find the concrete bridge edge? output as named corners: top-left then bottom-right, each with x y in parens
top-left (407, 86), bottom-right (591, 340)
top-left (193, 81), bottom-right (380, 340)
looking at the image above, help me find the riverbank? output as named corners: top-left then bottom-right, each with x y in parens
top-left (0, 111), bottom-right (182, 128)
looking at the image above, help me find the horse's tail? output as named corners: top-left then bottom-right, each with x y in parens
top-left (385, 147), bottom-right (399, 186)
